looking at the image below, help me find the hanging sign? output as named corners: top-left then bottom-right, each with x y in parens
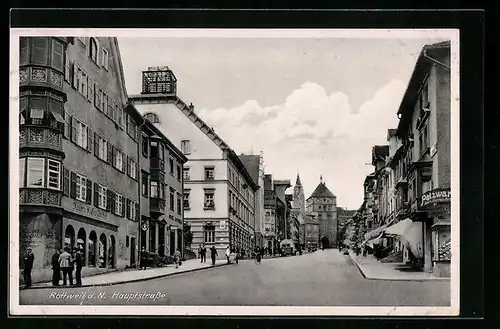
top-left (421, 188), bottom-right (451, 207)
top-left (141, 222), bottom-right (149, 231)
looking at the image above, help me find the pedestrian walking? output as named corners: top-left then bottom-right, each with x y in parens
top-left (173, 249), bottom-right (181, 269)
top-left (51, 249), bottom-right (61, 286)
top-left (22, 247), bottom-right (34, 288)
top-left (199, 244), bottom-right (207, 263)
top-left (140, 247), bottom-right (148, 270)
top-left (74, 247), bottom-right (84, 286)
top-left (58, 247), bottom-right (74, 286)
top-left (210, 246), bottom-right (218, 265)
top-left (225, 246), bottom-right (231, 264)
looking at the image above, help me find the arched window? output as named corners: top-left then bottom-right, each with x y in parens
top-left (89, 38), bottom-right (98, 64)
top-left (143, 113), bottom-right (160, 124)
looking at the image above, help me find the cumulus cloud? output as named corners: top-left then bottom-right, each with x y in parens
top-left (197, 80), bottom-right (406, 209)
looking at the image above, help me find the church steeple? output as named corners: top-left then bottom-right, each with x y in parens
top-left (296, 172), bottom-right (302, 186)
top-left (320, 174), bottom-right (323, 184)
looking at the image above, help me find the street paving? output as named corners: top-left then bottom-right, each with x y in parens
top-left (19, 249), bottom-right (450, 306)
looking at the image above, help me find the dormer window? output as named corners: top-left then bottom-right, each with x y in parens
top-left (143, 112), bottom-right (160, 124)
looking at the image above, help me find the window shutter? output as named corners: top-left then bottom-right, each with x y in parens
top-left (63, 168), bottom-right (70, 196)
top-left (94, 38), bottom-right (101, 66)
top-left (112, 146), bottom-right (117, 168)
top-left (87, 76), bottom-right (93, 102)
top-left (87, 127), bottom-right (93, 153)
top-left (110, 191), bottom-right (116, 214)
top-left (121, 198), bottom-right (126, 217)
top-left (86, 179), bottom-right (92, 204)
top-left (126, 156), bottom-right (130, 176)
top-left (94, 182), bottom-right (99, 207)
top-left (94, 83), bottom-right (99, 109)
top-left (126, 199), bottom-right (131, 219)
top-left (64, 53), bottom-right (70, 82)
top-left (136, 163), bottom-right (139, 181)
top-left (135, 203), bottom-right (139, 221)
top-left (72, 62), bottom-right (78, 89)
top-left (121, 154), bottom-right (126, 173)
top-left (107, 142), bottom-right (112, 164)
top-left (106, 189), bottom-right (112, 212)
top-left (71, 117), bottom-right (77, 143)
top-left (94, 132), bottom-right (99, 157)
top-left (70, 171), bottom-right (77, 199)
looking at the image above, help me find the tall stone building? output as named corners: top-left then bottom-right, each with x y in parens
top-left (19, 36), bottom-right (144, 284)
top-left (291, 173), bottom-right (306, 248)
top-left (306, 176), bottom-right (338, 248)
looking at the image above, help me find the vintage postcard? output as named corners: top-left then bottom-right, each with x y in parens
top-left (9, 28), bottom-right (459, 316)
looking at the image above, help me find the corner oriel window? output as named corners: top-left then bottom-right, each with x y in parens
top-left (26, 158), bottom-right (45, 188)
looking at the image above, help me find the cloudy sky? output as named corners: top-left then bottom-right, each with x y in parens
top-left (118, 34), bottom-right (445, 209)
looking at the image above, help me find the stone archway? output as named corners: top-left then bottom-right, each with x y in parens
top-left (64, 225), bottom-right (75, 250)
top-left (321, 236), bottom-right (330, 249)
top-left (88, 231), bottom-right (97, 267)
top-left (99, 233), bottom-right (107, 268)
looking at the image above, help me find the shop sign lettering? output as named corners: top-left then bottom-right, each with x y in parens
top-left (73, 201), bottom-right (107, 221)
top-left (421, 188), bottom-right (451, 207)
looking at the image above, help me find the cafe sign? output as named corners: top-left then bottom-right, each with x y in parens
top-left (73, 201), bottom-right (107, 221)
top-left (421, 188), bottom-right (451, 207)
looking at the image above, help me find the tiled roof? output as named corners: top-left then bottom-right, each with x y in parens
top-left (238, 154), bottom-right (260, 186)
top-left (308, 182), bottom-right (336, 199)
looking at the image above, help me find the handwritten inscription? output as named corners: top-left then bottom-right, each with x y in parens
top-left (73, 201), bottom-right (107, 220)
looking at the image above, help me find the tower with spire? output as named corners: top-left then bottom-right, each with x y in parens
top-left (292, 172), bottom-right (305, 213)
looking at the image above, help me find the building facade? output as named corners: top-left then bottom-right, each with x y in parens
top-left (239, 153), bottom-right (266, 249)
top-left (306, 176), bottom-right (338, 248)
top-left (290, 174), bottom-right (306, 249)
top-left (273, 180), bottom-right (292, 242)
top-left (304, 214), bottom-right (320, 250)
top-left (19, 36), bottom-right (145, 284)
top-left (263, 174), bottom-right (277, 253)
top-left (139, 121), bottom-right (187, 257)
top-left (129, 66), bottom-right (258, 259)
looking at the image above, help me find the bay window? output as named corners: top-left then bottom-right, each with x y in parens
top-left (47, 159), bottom-right (61, 190)
top-left (51, 39), bottom-right (64, 72)
top-left (19, 158), bottom-right (26, 187)
top-left (26, 158), bottom-right (45, 187)
top-left (150, 181), bottom-right (159, 198)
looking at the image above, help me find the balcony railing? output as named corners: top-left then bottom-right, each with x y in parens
top-left (150, 157), bottom-right (165, 172)
top-left (19, 188), bottom-right (62, 207)
top-left (150, 197), bottom-right (166, 213)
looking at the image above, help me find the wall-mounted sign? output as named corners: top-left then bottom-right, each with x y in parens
top-left (421, 188), bottom-right (451, 207)
top-left (148, 66), bottom-right (169, 71)
top-left (72, 201), bottom-right (107, 221)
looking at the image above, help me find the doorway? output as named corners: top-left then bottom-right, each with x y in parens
top-left (321, 236), bottom-right (330, 249)
top-left (130, 237), bottom-right (136, 266)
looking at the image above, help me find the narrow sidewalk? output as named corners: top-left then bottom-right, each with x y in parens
top-left (24, 259), bottom-right (231, 290)
top-left (348, 251), bottom-right (450, 281)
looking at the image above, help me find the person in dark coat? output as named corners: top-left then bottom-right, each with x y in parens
top-left (23, 247), bottom-right (35, 288)
top-left (140, 247), bottom-right (148, 270)
top-left (210, 246), bottom-right (218, 265)
top-left (51, 249), bottom-right (61, 286)
top-left (199, 244), bottom-right (207, 263)
top-left (74, 247), bottom-right (84, 286)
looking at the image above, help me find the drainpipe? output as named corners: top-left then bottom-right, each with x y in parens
top-left (423, 49), bottom-right (450, 70)
top-left (136, 116), bottom-right (146, 268)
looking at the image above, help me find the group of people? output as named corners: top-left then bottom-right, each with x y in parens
top-left (22, 246), bottom-right (84, 289)
top-left (198, 244), bottom-right (219, 265)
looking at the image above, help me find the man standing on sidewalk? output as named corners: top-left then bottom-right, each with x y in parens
top-left (210, 246), bottom-right (218, 265)
top-left (199, 244), bottom-right (207, 263)
top-left (173, 249), bottom-right (181, 269)
top-left (22, 247), bottom-right (34, 289)
top-left (140, 247), bottom-right (148, 270)
top-left (51, 249), bottom-right (61, 286)
top-left (58, 247), bottom-right (74, 286)
top-left (74, 247), bottom-right (84, 286)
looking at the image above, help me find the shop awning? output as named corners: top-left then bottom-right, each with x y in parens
top-left (157, 215), bottom-right (180, 228)
top-left (385, 218), bottom-right (424, 258)
top-left (362, 232), bottom-right (384, 247)
top-left (363, 218), bottom-right (395, 241)
top-left (432, 219), bottom-right (451, 228)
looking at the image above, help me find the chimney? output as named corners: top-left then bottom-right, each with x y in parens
top-left (189, 103), bottom-right (194, 111)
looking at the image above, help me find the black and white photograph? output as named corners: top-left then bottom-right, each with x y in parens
top-left (10, 28), bottom-right (459, 316)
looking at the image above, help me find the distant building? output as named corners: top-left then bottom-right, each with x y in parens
top-left (304, 214), bottom-right (320, 250)
top-left (306, 175), bottom-right (338, 248)
top-left (129, 66), bottom-right (259, 259)
top-left (263, 174), bottom-right (277, 253)
top-left (239, 152), bottom-right (266, 248)
top-left (273, 179), bottom-right (292, 242)
top-left (291, 173), bottom-right (306, 249)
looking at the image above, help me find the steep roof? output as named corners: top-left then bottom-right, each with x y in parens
top-left (295, 173), bottom-right (302, 186)
top-left (371, 145), bottom-right (390, 165)
top-left (238, 154), bottom-right (260, 187)
top-left (337, 208), bottom-right (357, 218)
top-left (308, 182), bottom-right (336, 199)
